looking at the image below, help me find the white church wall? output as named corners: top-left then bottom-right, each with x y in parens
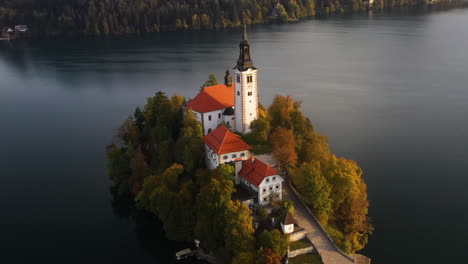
top-left (205, 144), bottom-right (219, 169)
top-left (202, 109), bottom-right (224, 135)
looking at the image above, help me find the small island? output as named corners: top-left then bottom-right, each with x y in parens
top-left (107, 24), bottom-right (372, 264)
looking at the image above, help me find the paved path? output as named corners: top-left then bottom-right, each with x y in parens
top-left (255, 154), bottom-right (355, 264)
top-left (284, 182), bottom-right (355, 264)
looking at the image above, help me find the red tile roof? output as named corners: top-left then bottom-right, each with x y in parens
top-left (186, 83), bottom-right (235, 113)
top-left (238, 157), bottom-right (278, 187)
top-left (203, 125), bottom-right (252, 155)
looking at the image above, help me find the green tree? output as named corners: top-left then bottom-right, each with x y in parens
top-left (250, 115), bottom-right (270, 143)
top-left (257, 229), bottom-right (289, 257)
top-left (224, 201), bottom-right (255, 257)
top-left (106, 145), bottom-right (131, 195)
top-left (277, 4), bottom-right (289, 23)
top-left (201, 73), bottom-right (219, 88)
top-left (194, 178), bottom-right (235, 251)
top-left (291, 161), bottom-right (332, 223)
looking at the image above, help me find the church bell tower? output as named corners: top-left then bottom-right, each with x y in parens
top-left (234, 21), bottom-right (258, 134)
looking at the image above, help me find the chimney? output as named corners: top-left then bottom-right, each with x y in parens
top-left (251, 157), bottom-right (255, 164)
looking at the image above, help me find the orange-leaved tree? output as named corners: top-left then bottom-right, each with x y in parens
top-left (270, 127), bottom-right (297, 172)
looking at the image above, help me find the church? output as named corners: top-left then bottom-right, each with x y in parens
top-left (185, 24), bottom-right (283, 205)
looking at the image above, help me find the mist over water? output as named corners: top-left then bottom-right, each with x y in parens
top-left (1, 10), bottom-right (468, 264)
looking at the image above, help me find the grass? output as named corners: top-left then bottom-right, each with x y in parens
top-left (241, 133), bottom-right (272, 154)
top-left (288, 253), bottom-right (323, 264)
top-left (290, 238), bottom-right (312, 251)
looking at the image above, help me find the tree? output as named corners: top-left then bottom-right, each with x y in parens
top-left (291, 161), bottom-right (332, 224)
top-left (277, 4), bottom-right (289, 23)
top-left (217, 163), bottom-right (235, 181)
top-left (257, 229), bottom-right (289, 257)
top-left (257, 248), bottom-right (282, 264)
top-left (270, 127), bottom-right (297, 172)
top-left (129, 151), bottom-right (151, 195)
top-left (268, 95), bottom-right (295, 129)
top-left (201, 73), bottom-right (218, 88)
top-left (250, 115), bottom-right (270, 143)
top-left (107, 145), bottom-right (131, 195)
top-left (232, 251), bottom-right (257, 264)
top-left (194, 178), bottom-right (235, 251)
top-left (299, 133), bottom-right (330, 163)
top-left (224, 201), bottom-right (255, 257)
top-left (135, 163), bottom-right (195, 241)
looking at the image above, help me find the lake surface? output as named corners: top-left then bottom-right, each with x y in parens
top-left (1, 9), bottom-right (468, 264)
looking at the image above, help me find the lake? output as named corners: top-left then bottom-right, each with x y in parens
top-left (1, 9), bottom-right (468, 264)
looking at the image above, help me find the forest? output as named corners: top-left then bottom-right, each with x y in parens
top-left (0, 0), bottom-right (463, 36)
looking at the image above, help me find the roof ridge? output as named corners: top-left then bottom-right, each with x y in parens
top-left (220, 126), bottom-right (229, 147)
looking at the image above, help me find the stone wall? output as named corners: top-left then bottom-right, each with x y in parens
top-left (288, 246), bottom-right (314, 258)
top-left (289, 229), bottom-right (307, 242)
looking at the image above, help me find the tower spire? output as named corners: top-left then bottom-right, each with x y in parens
top-left (242, 18), bottom-right (248, 42)
top-left (224, 68), bottom-right (232, 87)
top-left (236, 18), bottom-right (255, 71)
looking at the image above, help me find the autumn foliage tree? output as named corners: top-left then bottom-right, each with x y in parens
top-left (270, 127), bottom-right (298, 172)
top-left (266, 94), bottom-right (373, 253)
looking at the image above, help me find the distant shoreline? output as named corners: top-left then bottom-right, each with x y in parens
top-left (0, 0), bottom-right (464, 39)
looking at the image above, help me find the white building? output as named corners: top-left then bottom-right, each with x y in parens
top-left (202, 125), bottom-right (252, 169)
top-left (237, 157), bottom-right (284, 205)
top-left (281, 211), bottom-right (296, 234)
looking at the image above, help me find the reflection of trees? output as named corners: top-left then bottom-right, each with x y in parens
top-left (0, 41), bottom-right (32, 73)
top-left (109, 186), bottom-right (207, 264)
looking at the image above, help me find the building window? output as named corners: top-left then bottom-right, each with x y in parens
top-left (270, 187), bottom-right (273, 191)
top-left (208, 115), bottom-right (212, 121)
top-left (232, 154), bottom-right (237, 158)
top-left (223, 155), bottom-right (228, 160)
top-left (250, 113), bottom-right (252, 116)
top-left (247, 75), bottom-right (253, 83)
top-left (263, 198), bottom-right (267, 202)
top-left (236, 74), bottom-right (241, 83)
top-left (273, 177), bottom-right (276, 181)
top-left (240, 153), bottom-right (245, 157)
top-left (248, 92), bottom-right (252, 96)
top-left (266, 178), bottom-right (269, 183)
top-left (237, 91), bottom-right (240, 96)
top-left (218, 113), bottom-right (221, 119)
top-left (227, 121), bottom-right (230, 126)
top-left (276, 185), bottom-right (279, 189)
top-left (263, 188), bottom-right (266, 193)
top-left (208, 128), bottom-right (212, 133)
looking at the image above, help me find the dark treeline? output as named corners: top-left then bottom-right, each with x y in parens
top-left (0, 0), bottom-right (464, 37)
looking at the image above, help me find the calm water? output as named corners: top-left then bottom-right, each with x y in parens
top-left (1, 10), bottom-right (468, 264)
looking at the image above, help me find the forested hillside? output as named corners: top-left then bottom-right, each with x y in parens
top-left (0, 0), bottom-right (463, 37)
